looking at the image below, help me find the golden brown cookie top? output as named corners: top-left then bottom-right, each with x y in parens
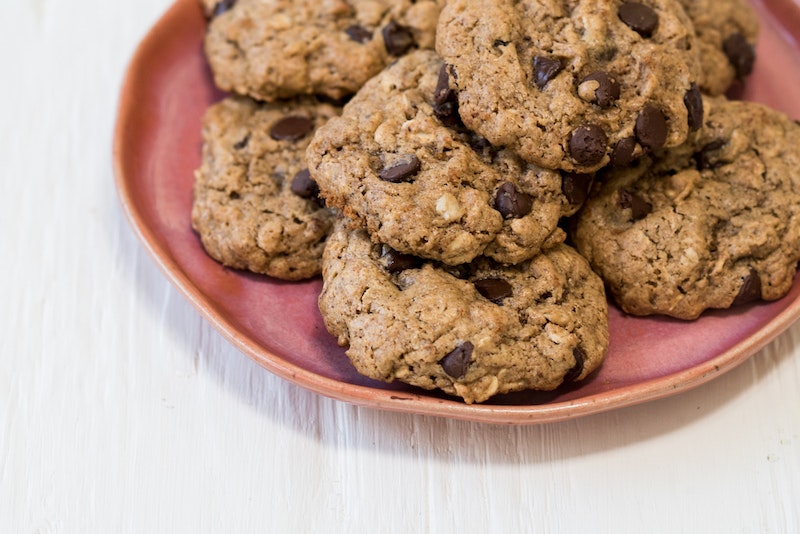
top-left (319, 218), bottom-right (609, 403)
top-left (435, 0), bottom-right (703, 173)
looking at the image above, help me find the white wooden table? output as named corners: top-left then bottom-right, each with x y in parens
top-left (2, 1), bottom-right (799, 532)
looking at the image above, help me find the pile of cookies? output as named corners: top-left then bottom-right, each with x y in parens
top-left (192, 0), bottom-right (800, 403)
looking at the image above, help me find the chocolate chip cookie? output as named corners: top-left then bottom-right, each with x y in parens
top-left (435, 0), bottom-right (703, 173)
top-left (191, 95), bottom-right (340, 280)
top-left (572, 97), bottom-right (800, 319)
top-left (319, 218), bottom-right (609, 403)
top-left (203, 0), bottom-right (441, 102)
top-left (306, 50), bottom-right (586, 266)
top-left (676, 0), bottom-right (759, 95)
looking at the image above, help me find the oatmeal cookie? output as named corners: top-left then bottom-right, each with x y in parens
top-left (676, 0), bottom-right (759, 95)
top-left (203, 0), bottom-right (441, 101)
top-left (306, 50), bottom-right (586, 266)
top-left (318, 218), bottom-right (609, 403)
top-left (435, 0), bottom-right (703, 173)
top-left (191, 95), bottom-right (339, 280)
top-left (572, 97), bottom-right (800, 319)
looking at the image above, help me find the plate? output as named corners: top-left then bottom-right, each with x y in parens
top-left (114, 0), bottom-right (800, 424)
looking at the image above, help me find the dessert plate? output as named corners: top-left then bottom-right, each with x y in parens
top-left (114, 0), bottom-right (800, 424)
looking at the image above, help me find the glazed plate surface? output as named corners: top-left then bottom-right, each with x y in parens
top-left (114, 0), bottom-right (800, 424)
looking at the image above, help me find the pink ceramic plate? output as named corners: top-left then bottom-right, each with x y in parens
top-left (114, 0), bottom-right (800, 424)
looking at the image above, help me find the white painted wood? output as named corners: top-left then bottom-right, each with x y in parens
top-left (1, 1), bottom-right (799, 532)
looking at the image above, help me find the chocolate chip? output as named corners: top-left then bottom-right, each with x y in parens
top-left (380, 246), bottom-right (421, 273)
top-left (233, 135), bottom-right (250, 150)
top-left (684, 83), bottom-right (704, 132)
top-left (494, 182), bottom-right (533, 219)
top-left (211, 0), bottom-right (236, 17)
top-left (635, 105), bottom-right (668, 150)
top-left (440, 342), bottom-right (474, 379)
top-left (290, 169), bottom-right (319, 199)
top-left (345, 25), bottom-right (373, 44)
top-left (695, 139), bottom-right (726, 170)
top-left (618, 2), bottom-right (659, 37)
top-left (580, 71), bottom-right (620, 108)
top-left (618, 190), bottom-right (652, 220)
top-left (723, 33), bottom-right (756, 79)
top-left (532, 56), bottom-right (563, 90)
top-left (379, 155), bottom-right (421, 183)
top-left (561, 172), bottom-right (593, 206)
top-left (434, 64), bottom-right (454, 105)
top-left (732, 269), bottom-right (762, 306)
top-left (433, 63), bottom-right (460, 126)
top-left (563, 346), bottom-right (586, 383)
top-left (569, 124), bottom-right (608, 167)
top-left (474, 278), bottom-right (513, 304)
top-left (382, 20), bottom-right (415, 56)
top-left (270, 116), bottom-right (314, 141)
top-left (611, 136), bottom-right (637, 167)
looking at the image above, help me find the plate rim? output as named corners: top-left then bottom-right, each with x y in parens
top-left (113, 0), bottom-right (800, 425)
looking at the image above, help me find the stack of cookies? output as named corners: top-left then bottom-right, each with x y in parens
top-left (192, 0), bottom-right (800, 404)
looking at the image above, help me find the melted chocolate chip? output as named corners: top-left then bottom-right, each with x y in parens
top-left (580, 71), bottom-right (620, 108)
top-left (532, 56), bottom-right (563, 89)
top-left (474, 278), bottom-right (513, 304)
top-left (382, 20), bottom-right (415, 56)
top-left (733, 269), bottom-right (762, 306)
top-left (212, 0), bottom-right (236, 17)
top-left (569, 124), bottom-right (608, 167)
top-left (290, 169), bottom-right (319, 199)
top-left (635, 105), bottom-right (668, 150)
top-left (345, 24), bottom-right (373, 44)
top-left (562, 346), bottom-right (586, 383)
top-left (433, 64), bottom-right (460, 126)
top-left (684, 83), bottom-right (704, 132)
top-left (494, 182), bottom-right (533, 218)
top-left (695, 139), bottom-right (726, 170)
top-left (434, 64), bottom-right (455, 106)
top-left (270, 116), bottom-right (314, 141)
top-left (618, 2), bottom-right (659, 37)
top-left (723, 33), bottom-right (756, 79)
top-left (611, 136), bottom-right (637, 167)
top-left (618, 190), bottom-right (652, 220)
top-left (379, 155), bottom-right (421, 183)
top-left (233, 135), bottom-right (250, 150)
top-left (380, 246), bottom-right (421, 273)
top-left (561, 172), bottom-right (593, 206)
top-left (440, 342), bottom-right (474, 379)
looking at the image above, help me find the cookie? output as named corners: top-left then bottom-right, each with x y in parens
top-left (572, 97), bottom-right (800, 319)
top-left (202, 0), bottom-right (442, 102)
top-left (435, 0), bottom-right (703, 173)
top-left (318, 218), bottom-right (609, 403)
top-left (676, 0), bottom-right (759, 95)
top-left (191, 95), bottom-right (340, 280)
top-left (306, 50), bottom-right (587, 266)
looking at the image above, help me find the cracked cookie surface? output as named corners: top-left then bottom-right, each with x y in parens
top-left (572, 97), bottom-right (800, 319)
top-left (191, 95), bottom-right (340, 280)
top-left (435, 0), bottom-right (703, 173)
top-left (202, 0), bottom-right (441, 102)
top-left (306, 50), bottom-right (583, 266)
top-left (318, 218), bottom-right (609, 404)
